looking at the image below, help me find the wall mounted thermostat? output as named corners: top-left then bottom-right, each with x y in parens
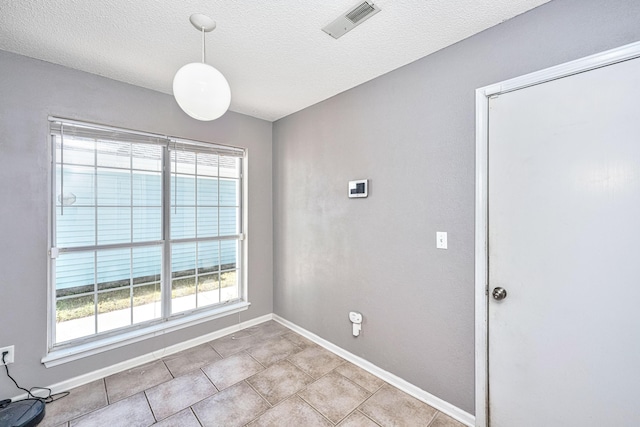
top-left (348, 179), bottom-right (368, 198)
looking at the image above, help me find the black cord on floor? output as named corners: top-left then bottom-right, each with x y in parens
top-left (2, 351), bottom-right (70, 404)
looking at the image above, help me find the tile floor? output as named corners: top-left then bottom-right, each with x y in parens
top-left (40, 321), bottom-right (465, 427)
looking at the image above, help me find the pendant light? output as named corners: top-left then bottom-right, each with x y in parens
top-left (173, 14), bottom-right (231, 121)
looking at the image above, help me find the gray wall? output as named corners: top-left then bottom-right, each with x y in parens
top-left (272, 0), bottom-right (640, 414)
top-left (0, 50), bottom-right (273, 398)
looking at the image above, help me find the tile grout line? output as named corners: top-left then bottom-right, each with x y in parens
top-left (281, 358), bottom-right (315, 384)
top-left (356, 409), bottom-right (384, 427)
top-left (291, 393), bottom-right (338, 427)
top-left (293, 393), bottom-right (338, 426)
top-left (244, 348), bottom-right (268, 369)
top-left (199, 365), bottom-right (219, 391)
top-left (205, 339), bottom-right (224, 360)
top-left (237, 326), bottom-right (333, 425)
top-left (425, 411), bottom-right (442, 427)
top-left (284, 348), bottom-right (352, 407)
top-left (330, 366), bottom-right (374, 396)
top-left (235, 331), bottom-right (312, 426)
top-left (147, 368), bottom-right (219, 423)
top-left (189, 406), bottom-right (205, 427)
top-left (161, 358), bottom-right (175, 379)
top-left (103, 376), bottom-right (112, 405)
top-left (62, 379), bottom-right (108, 427)
top-left (243, 358), bottom-right (314, 407)
top-left (284, 349), bottom-right (347, 380)
top-left (144, 388), bottom-right (161, 422)
top-left (350, 384), bottom-right (387, 426)
top-left (241, 394), bottom-right (289, 427)
top-left (334, 407), bottom-right (381, 427)
top-left (355, 383), bottom-right (442, 427)
top-left (161, 390), bottom-right (218, 424)
top-left (295, 367), bottom-right (372, 426)
top-left (242, 378), bottom-right (274, 408)
top-left (141, 388), bottom-right (157, 424)
top-left (195, 329), bottom-right (294, 422)
top-left (244, 334), bottom-right (303, 367)
top-left (238, 378), bottom-right (275, 426)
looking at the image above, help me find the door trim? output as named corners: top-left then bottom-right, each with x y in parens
top-left (474, 40), bottom-right (640, 427)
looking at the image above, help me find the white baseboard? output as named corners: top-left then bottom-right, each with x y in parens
top-left (12, 313), bottom-right (273, 401)
top-left (15, 312), bottom-right (474, 427)
top-left (273, 314), bottom-right (475, 427)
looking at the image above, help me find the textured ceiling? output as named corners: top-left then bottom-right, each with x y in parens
top-left (0, 0), bottom-right (550, 121)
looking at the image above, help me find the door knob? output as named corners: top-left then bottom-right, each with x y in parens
top-left (492, 287), bottom-right (507, 301)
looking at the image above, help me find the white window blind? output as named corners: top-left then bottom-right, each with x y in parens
top-left (49, 117), bottom-right (246, 349)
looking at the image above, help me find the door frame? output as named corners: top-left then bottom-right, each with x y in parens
top-left (474, 40), bottom-right (640, 427)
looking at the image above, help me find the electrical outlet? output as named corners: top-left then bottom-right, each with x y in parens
top-left (0, 345), bottom-right (14, 365)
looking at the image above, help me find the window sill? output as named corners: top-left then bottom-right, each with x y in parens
top-left (42, 301), bottom-right (250, 368)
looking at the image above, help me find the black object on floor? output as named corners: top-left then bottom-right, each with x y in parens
top-left (0, 399), bottom-right (45, 427)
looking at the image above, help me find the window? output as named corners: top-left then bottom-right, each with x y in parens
top-left (49, 119), bottom-right (245, 350)
top-left (168, 142), bottom-right (242, 314)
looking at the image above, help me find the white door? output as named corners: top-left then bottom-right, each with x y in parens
top-left (488, 57), bottom-right (640, 426)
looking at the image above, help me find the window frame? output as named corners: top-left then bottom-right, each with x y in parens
top-left (44, 117), bottom-right (249, 366)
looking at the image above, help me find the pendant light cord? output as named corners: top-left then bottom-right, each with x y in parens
top-left (201, 27), bottom-right (206, 63)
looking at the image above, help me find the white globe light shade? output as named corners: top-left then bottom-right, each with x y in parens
top-left (173, 62), bottom-right (231, 121)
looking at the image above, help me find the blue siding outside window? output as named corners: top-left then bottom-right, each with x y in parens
top-left (51, 121), bottom-right (244, 346)
top-left (55, 165), bottom-right (238, 290)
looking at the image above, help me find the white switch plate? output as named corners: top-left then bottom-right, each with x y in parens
top-left (436, 232), bottom-right (448, 249)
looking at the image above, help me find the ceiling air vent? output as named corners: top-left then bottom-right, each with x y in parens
top-left (346, 2), bottom-right (376, 23)
top-left (322, 1), bottom-right (381, 39)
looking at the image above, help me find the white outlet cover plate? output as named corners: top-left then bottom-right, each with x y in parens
top-left (349, 311), bottom-right (363, 323)
top-left (436, 231), bottom-right (448, 249)
top-left (0, 345), bottom-right (15, 365)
